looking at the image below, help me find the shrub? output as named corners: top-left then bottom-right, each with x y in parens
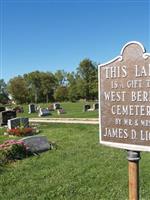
top-left (7, 127), bottom-right (33, 137)
top-left (0, 140), bottom-right (29, 165)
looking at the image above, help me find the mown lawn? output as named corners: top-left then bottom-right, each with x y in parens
top-left (0, 123), bottom-right (149, 200)
top-left (16, 101), bottom-right (98, 118)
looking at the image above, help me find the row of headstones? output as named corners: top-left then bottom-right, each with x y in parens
top-left (83, 103), bottom-right (99, 112)
top-left (6, 116), bottom-right (51, 153)
top-left (0, 106), bottom-right (29, 128)
top-left (0, 106), bottom-right (50, 153)
top-left (29, 103), bottom-right (65, 117)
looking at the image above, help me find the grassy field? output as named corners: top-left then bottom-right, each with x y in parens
top-left (0, 123), bottom-right (150, 200)
top-left (15, 101), bottom-right (98, 118)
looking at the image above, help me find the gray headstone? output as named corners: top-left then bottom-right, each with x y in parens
top-left (8, 117), bottom-right (29, 129)
top-left (38, 108), bottom-right (51, 117)
top-left (20, 135), bottom-right (50, 153)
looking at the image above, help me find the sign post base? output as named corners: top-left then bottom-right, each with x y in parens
top-left (127, 151), bottom-right (141, 200)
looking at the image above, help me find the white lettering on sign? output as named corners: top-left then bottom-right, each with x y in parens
top-left (104, 91), bottom-right (126, 101)
top-left (131, 91), bottom-right (150, 102)
top-left (111, 105), bottom-right (150, 116)
top-left (135, 64), bottom-right (150, 77)
top-left (105, 65), bottom-right (127, 79)
top-left (104, 128), bottom-right (128, 138)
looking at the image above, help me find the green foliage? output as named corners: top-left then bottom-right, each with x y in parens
top-left (40, 72), bottom-right (56, 103)
top-left (54, 70), bottom-right (67, 86)
top-left (24, 71), bottom-right (43, 103)
top-left (0, 142), bottom-right (27, 165)
top-left (77, 59), bottom-right (98, 100)
top-left (6, 58), bottom-right (98, 104)
top-left (0, 79), bottom-right (9, 104)
top-left (0, 123), bottom-right (149, 199)
top-left (7, 76), bottom-right (28, 104)
top-left (54, 86), bottom-right (68, 102)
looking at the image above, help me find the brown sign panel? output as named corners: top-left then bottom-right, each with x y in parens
top-left (99, 41), bottom-right (150, 151)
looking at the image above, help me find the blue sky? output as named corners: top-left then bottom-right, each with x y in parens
top-left (0, 0), bottom-right (149, 82)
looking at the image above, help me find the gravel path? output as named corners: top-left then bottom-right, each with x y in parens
top-left (29, 118), bottom-right (99, 124)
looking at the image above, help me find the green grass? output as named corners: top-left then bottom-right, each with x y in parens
top-left (0, 123), bottom-right (149, 200)
top-left (16, 101), bottom-right (98, 118)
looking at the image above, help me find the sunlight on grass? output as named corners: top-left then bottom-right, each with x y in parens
top-left (0, 124), bottom-right (149, 200)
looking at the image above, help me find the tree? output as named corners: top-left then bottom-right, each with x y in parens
top-left (40, 72), bottom-right (56, 103)
top-left (0, 79), bottom-right (9, 104)
top-left (76, 59), bottom-right (98, 100)
top-left (67, 72), bottom-right (79, 102)
top-left (24, 71), bottom-right (42, 103)
top-left (54, 86), bottom-right (68, 102)
top-left (54, 70), bottom-right (67, 86)
top-left (7, 76), bottom-right (28, 104)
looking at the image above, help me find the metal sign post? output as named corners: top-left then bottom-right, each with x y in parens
top-left (127, 151), bottom-right (140, 200)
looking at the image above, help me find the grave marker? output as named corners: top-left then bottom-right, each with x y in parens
top-left (0, 110), bottom-right (16, 126)
top-left (20, 135), bottom-right (50, 153)
top-left (38, 108), bottom-right (51, 117)
top-left (53, 103), bottom-right (61, 110)
top-left (28, 103), bottom-right (36, 114)
top-left (8, 117), bottom-right (29, 129)
top-left (83, 104), bottom-right (91, 112)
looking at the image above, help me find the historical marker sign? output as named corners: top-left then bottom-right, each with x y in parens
top-left (99, 41), bottom-right (150, 151)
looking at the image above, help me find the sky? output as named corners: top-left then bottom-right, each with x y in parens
top-left (0, 0), bottom-right (150, 83)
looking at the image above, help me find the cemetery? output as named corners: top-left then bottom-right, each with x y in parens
top-left (0, 41), bottom-right (149, 200)
top-left (0, 0), bottom-right (148, 197)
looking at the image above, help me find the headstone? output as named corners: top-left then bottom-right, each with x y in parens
top-left (20, 135), bottom-right (50, 153)
top-left (7, 117), bottom-right (29, 129)
top-left (83, 104), bottom-right (91, 112)
top-left (38, 108), bottom-right (51, 117)
top-left (28, 104), bottom-right (36, 113)
top-left (0, 106), bottom-right (5, 112)
top-left (99, 41), bottom-right (150, 152)
top-left (53, 103), bottom-right (61, 110)
top-left (0, 110), bottom-right (16, 126)
top-left (93, 103), bottom-right (99, 110)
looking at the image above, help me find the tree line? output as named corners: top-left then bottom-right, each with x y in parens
top-left (0, 59), bottom-right (98, 104)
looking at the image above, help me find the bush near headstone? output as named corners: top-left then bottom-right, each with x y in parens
top-left (0, 140), bottom-right (29, 164)
top-left (7, 127), bottom-right (33, 137)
